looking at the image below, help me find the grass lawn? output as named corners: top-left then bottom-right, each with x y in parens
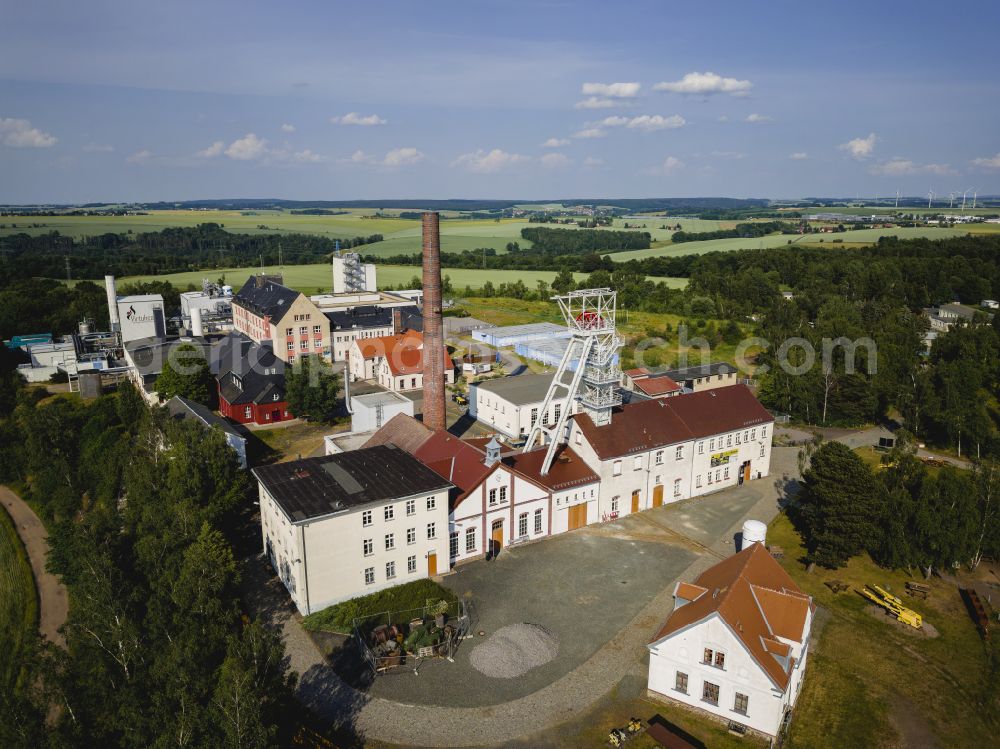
top-left (302, 578), bottom-right (458, 635)
top-left (246, 420), bottom-right (341, 465)
top-left (767, 513), bottom-right (999, 748)
top-left (0, 502), bottom-right (38, 690)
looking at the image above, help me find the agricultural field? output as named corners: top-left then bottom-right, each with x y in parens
top-left (0, 505), bottom-right (38, 690)
top-left (112, 263), bottom-right (687, 294)
top-left (767, 513), bottom-right (999, 748)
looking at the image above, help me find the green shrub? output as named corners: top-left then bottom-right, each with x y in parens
top-left (302, 578), bottom-right (458, 634)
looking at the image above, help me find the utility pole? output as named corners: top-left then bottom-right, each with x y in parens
top-left (65, 256), bottom-right (71, 281)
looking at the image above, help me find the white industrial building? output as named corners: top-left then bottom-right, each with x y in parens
top-left (332, 253), bottom-right (377, 294)
top-left (472, 322), bottom-right (571, 348)
top-left (117, 294), bottom-right (167, 343)
top-left (252, 445), bottom-right (453, 615)
top-left (469, 372), bottom-right (575, 440)
top-left (647, 540), bottom-right (814, 737)
top-left (348, 391), bottom-right (415, 434)
top-left (515, 337), bottom-right (620, 371)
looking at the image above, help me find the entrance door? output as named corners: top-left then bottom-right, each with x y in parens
top-left (568, 504), bottom-right (587, 530)
top-left (272, 409), bottom-right (281, 421)
top-left (631, 491), bottom-right (640, 513)
top-left (427, 552), bottom-right (437, 576)
top-left (740, 461), bottom-right (751, 484)
top-left (491, 519), bottom-right (504, 554)
top-left (653, 485), bottom-right (664, 508)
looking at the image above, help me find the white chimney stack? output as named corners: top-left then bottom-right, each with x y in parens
top-left (190, 307), bottom-right (204, 337)
top-left (105, 275), bottom-right (120, 331)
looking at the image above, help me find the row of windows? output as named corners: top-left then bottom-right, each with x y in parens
top-left (674, 671), bottom-right (748, 715)
top-left (363, 555), bottom-right (420, 584)
top-left (361, 498), bottom-right (437, 526)
top-left (698, 426), bottom-right (767, 454)
top-left (292, 313), bottom-right (313, 322)
top-left (488, 486), bottom-right (507, 505)
top-left (363, 525), bottom-right (437, 555)
top-left (287, 337), bottom-right (323, 351)
top-left (555, 487), bottom-right (595, 506)
top-left (286, 325), bottom-right (323, 336)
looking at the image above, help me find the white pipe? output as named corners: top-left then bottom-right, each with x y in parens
top-left (105, 275), bottom-right (120, 330)
top-left (191, 307), bottom-right (204, 337)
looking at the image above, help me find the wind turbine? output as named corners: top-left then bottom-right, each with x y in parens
top-left (961, 188), bottom-right (974, 211)
top-left (927, 189), bottom-right (935, 209)
top-left (949, 192), bottom-right (956, 209)
top-left (895, 190), bottom-right (900, 209)
top-left (972, 191), bottom-right (977, 210)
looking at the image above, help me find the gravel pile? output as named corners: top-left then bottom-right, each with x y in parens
top-left (469, 623), bottom-right (559, 679)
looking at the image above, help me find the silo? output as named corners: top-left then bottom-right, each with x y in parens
top-left (741, 519), bottom-right (767, 549)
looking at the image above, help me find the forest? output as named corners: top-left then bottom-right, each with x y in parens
top-left (518, 226), bottom-right (651, 253)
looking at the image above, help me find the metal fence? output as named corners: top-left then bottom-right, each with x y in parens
top-left (353, 599), bottom-right (472, 675)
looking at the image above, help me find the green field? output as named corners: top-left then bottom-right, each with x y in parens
top-left (0, 505), bottom-right (38, 690)
top-left (112, 263), bottom-right (687, 293)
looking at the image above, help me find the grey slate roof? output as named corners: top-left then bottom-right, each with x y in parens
top-left (661, 362), bottom-right (737, 382)
top-left (233, 276), bottom-right (300, 324)
top-left (165, 395), bottom-right (244, 440)
top-left (324, 305), bottom-right (393, 331)
top-left (252, 444), bottom-right (452, 522)
top-left (215, 333), bottom-right (285, 405)
top-left (473, 371), bottom-right (574, 406)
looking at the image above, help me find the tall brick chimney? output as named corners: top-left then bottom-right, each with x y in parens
top-left (421, 211), bottom-right (446, 431)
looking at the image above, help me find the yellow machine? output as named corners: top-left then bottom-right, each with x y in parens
top-left (859, 585), bottom-right (923, 629)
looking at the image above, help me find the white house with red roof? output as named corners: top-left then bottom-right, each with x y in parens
top-left (347, 330), bottom-right (455, 392)
top-left (647, 542), bottom-right (814, 737)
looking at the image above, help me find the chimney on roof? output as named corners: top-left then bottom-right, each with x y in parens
top-left (255, 274), bottom-right (267, 289)
top-left (421, 212), bottom-right (446, 432)
top-left (484, 435), bottom-right (501, 467)
top-left (393, 307), bottom-right (402, 333)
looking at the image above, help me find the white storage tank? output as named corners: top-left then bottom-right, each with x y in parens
top-left (742, 519), bottom-right (767, 549)
top-left (190, 307), bottom-right (204, 337)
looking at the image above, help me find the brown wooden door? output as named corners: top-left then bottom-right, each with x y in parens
top-left (743, 462), bottom-right (751, 483)
top-left (568, 504), bottom-right (587, 530)
top-left (491, 519), bottom-right (504, 552)
top-left (653, 485), bottom-right (664, 508)
top-left (631, 491), bottom-right (640, 513)
top-left (427, 552), bottom-right (437, 576)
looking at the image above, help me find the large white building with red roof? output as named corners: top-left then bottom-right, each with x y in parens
top-left (347, 330), bottom-right (455, 392)
top-left (647, 542), bottom-right (814, 737)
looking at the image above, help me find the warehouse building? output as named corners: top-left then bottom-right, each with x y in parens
top-left (253, 445), bottom-right (453, 614)
top-left (469, 372), bottom-right (575, 440)
top-left (515, 336), bottom-right (620, 371)
top-left (472, 322), bottom-right (571, 348)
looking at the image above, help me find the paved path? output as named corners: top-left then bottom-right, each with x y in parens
top-left (0, 486), bottom-right (68, 647)
top-left (251, 448), bottom-right (801, 747)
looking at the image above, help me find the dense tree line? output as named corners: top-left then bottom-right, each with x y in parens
top-left (518, 226), bottom-right (651, 253)
top-left (671, 220), bottom-right (799, 243)
top-left (0, 223), bottom-right (383, 280)
top-left (794, 440), bottom-right (1000, 573)
top-left (0, 387), bottom-right (299, 747)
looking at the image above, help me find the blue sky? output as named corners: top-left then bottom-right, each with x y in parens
top-left (2, 0), bottom-right (999, 203)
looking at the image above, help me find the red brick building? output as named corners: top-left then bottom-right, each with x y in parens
top-left (216, 336), bottom-right (292, 425)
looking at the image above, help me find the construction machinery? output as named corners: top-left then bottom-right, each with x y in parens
top-left (858, 584), bottom-right (923, 629)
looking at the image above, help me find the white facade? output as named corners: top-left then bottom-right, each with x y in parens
top-left (350, 391), bottom-right (415, 433)
top-left (471, 379), bottom-right (574, 440)
top-left (259, 483), bottom-right (451, 615)
top-left (332, 254), bottom-right (378, 294)
top-left (648, 605), bottom-right (811, 736)
top-left (117, 294), bottom-right (166, 343)
top-left (332, 323), bottom-right (393, 362)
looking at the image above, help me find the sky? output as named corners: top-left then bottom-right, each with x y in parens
top-left (2, 0), bottom-right (1000, 204)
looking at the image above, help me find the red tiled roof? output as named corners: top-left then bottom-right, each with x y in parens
top-left (413, 431), bottom-right (496, 505)
top-left (354, 330), bottom-right (454, 376)
top-left (574, 384), bottom-right (772, 460)
top-left (360, 413), bottom-right (433, 454)
top-left (651, 543), bottom-right (813, 691)
top-left (502, 445), bottom-right (599, 492)
top-left (634, 375), bottom-right (681, 396)
top-left (624, 367), bottom-right (650, 379)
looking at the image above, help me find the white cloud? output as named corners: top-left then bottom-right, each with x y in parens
top-left (594, 114), bottom-right (685, 132)
top-left (839, 132), bottom-right (877, 160)
top-left (573, 128), bottom-right (607, 139)
top-left (646, 155), bottom-right (685, 175)
top-left (869, 159), bottom-right (955, 176)
top-left (581, 82), bottom-right (640, 98)
top-left (280, 123), bottom-right (296, 133)
top-left (542, 137), bottom-right (570, 148)
top-left (451, 148), bottom-right (528, 173)
top-left (381, 147), bottom-right (425, 167)
top-left (197, 140), bottom-right (225, 158)
top-left (540, 152), bottom-right (572, 169)
top-left (745, 113), bottom-right (771, 123)
top-left (82, 143), bottom-right (114, 153)
top-left (584, 156), bottom-right (604, 167)
top-left (653, 72), bottom-right (752, 96)
top-left (789, 152), bottom-right (809, 160)
top-left (0, 117), bottom-right (57, 148)
top-left (717, 115), bottom-right (729, 123)
top-left (225, 133), bottom-right (268, 161)
top-left (292, 149), bottom-right (326, 163)
top-left (574, 96), bottom-right (617, 110)
top-left (348, 149), bottom-right (371, 163)
top-left (331, 112), bottom-right (387, 126)
top-left (126, 149), bottom-right (152, 165)
top-left (971, 152), bottom-right (1000, 169)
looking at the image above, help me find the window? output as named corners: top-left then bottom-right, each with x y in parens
top-left (426, 522), bottom-right (436, 539)
top-left (406, 499), bottom-right (416, 516)
top-left (611, 495), bottom-right (619, 513)
top-left (734, 692), bottom-right (748, 715)
top-left (499, 486), bottom-right (507, 503)
top-left (674, 478), bottom-right (682, 497)
top-left (751, 428), bottom-right (756, 440)
top-left (530, 407), bottom-right (539, 425)
top-left (244, 406), bottom-right (252, 418)
top-left (426, 496), bottom-right (436, 511)
top-left (386, 561), bottom-right (396, 579)
top-left (702, 681), bottom-right (720, 705)
top-left (313, 325), bottom-right (321, 334)
top-left (695, 475), bottom-right (702, 488)
top-left (488, 488), bottom-right (497, 505)
top-left (735, 432), bottom-right (741, 445)
top-left (760, 444), bottom-right (766, 458)
top-left (709, 438), bottom-right (715, 451)
top-left (534, 509), bottom-right (543, 534)
top-left (634, 456), bottom-right (643, 471)
top-left (707, 472), bottom-right (713, 485)
top-left (675, 671), bottom-right (689, 694)
top-left (698, 441), bottom-right (704, 454)
top-left (655, 450), bottom-right (664, 465)
top-left (727, 435), bottom-right (732, 447)
top-left (716, 469), bottom-right (721, 482)
top-left (553, 404), bottom-right (561, 422)
top-left (575, 431), bottom-right (582, 445)
top-left (761, 426), bottom-right (767, 439)
top-left (272, 393), bottom-right (280, 401)
top-left (715, 651), bottom-right (726, 669)
top-left (613, 460), bottom-right (622, 476)
top-left (299, 339), bottom-right (308, 350)
top-left (449, 532), bottom-right (459, 558)
top-left (407, 527), bottom-right (416, 545)
top-left (362, 510), bottom-right (372, 527)
top-left (363, 539), bottom-right (373, 556)
top-left (364, 567), bottom-right (375, 585)
top-left (703, 648), bottom-right (713, 664)
top-left (384, 505), bottom-right (394, 521)
top-left (286, 327), bottom-right (293, 337)
top-left (465, 527), bottom-right (476, 553)
top-left (408, 555), bottom-right (417, 573)
top-left (385, 533), bottom-right (395, 550)
top-left (518, 513), bottom-right (528, 538)
top-left (299, 326), bottom-right (307, 336)
top-left (675, 445), bottom-right (684, 460)
top-left (724, 467), bottom-right (730, 480)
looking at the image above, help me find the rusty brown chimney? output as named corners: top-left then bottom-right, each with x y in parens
top-left (421, 211), bottom-right (446, 431)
